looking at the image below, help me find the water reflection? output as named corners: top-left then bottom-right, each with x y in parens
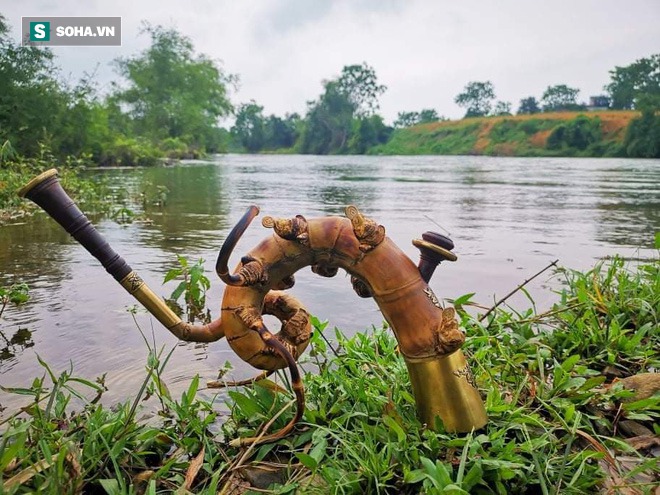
top-left (307, 163), bottom-right (381, 215)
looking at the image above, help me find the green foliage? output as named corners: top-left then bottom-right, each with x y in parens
top-left (224, 257), bottom-right (659, 493)
top-left (0, 16), bottom-right (63, 158)
top-left (393, 109), bottom-right (443, 128)
top-left (163, 255), bottom-right (211, 323)
top-left (0, 282), bottom-right (29, 319)
top-left (455, 81), bottom-right (496, 118)
top-left (264, 113), bottom-right (300, 150)
top-left (0, 16), bottom-right (231, 164)
top-left (99, 135), bottom-right (163, 167)
top-left (0, 150), bottom-right (112, 219)
top-left (231, 101), bottom-right (266, 152)
top-left (348, 115), bottom-right (392, 154)
top-left (159, 136), bottom-right (198, 159)
top-left (517, 97), bottom-right (541, 115)
top-left (605, 54), bottom-right (660, 110)
top-left (541, 84), bottom-right (583, 112)
top-left (230, 105), bottom-right (301, 153)
top-left (546, 257), bottom-right (659, 369)
top-left (0, 332), bottom-right (220, 494)
top-left (491, 101), bottom-right (512, 116)
top-left (376, 113), bottom-right (642, 158)
top-left (393, 111), bottom-right (420, 128)
top-left (299, 81), bottom-right (355, 154)
top-left (298, 64), bottom-right (388, 154)
top-left (623, 109), bottom-right (660, 158)
top-left (374, 122), bottom-right (479, 155)
top-left (112, 24), bottom-right (233, 152)
top-left (546, 115), bottom-right (602, 152)
top-left (334, 63), bottom-right (387, 118)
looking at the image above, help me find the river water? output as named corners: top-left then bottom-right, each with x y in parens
top-left (1, 155), bottom-right (658, 411)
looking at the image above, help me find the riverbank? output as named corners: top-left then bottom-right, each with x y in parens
top-left (1, 256), bottom-right (658, 493)
top-left (372, 111), bottom-right (647, 157)
top-left (0, 155), bottom-right (104, 223)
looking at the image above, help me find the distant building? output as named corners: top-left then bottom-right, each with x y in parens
top-left (586, 96), bottom-right (610, 111)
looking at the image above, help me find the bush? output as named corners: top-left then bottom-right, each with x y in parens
top-left (624, 111), bottom-right (660, 158)
top-left (546, 115), bottom-right (602, 151)
top-left (99, 136), bottom-right (163, 167)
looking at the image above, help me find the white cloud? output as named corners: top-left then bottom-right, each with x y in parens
top-left (4, 0), bottom-right (659, 122)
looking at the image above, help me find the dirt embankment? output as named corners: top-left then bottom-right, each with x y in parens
top-left (378, 110), bottom-right (640, 157)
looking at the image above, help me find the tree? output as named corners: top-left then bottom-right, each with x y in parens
top-left (492, 101), bottom-right (512, 116)
top-left (231, 102), bottom-right (266, 152)
top-left (605, 54), bottom-right (660, 110)
top-left (393, 109), bottom-right (443, 128)
top-left (299, 64), bottom-right (386, 154)
top-left (454, 81), bottom-right (495, 118)
top-left (624, 109), bottom-right (660, 157)
top-left (299, 81), bottom-right (355, 154)
top-left (112, 24), bottom-right (233, 151)
top-left (335, 63), bottom-right (386, 118)
top-left (419, 109), bottom-right (441, 123)
top-left (517, 97), bottom-right (540, 115)
top-left (0, 15), bottom-right (65, 157)
top-left (541, 84), bottom-right (581, 112)
top-left (348, 115), bottom-right (392, 154)
top-left (393, 111), bottom-right (420, 128)
top-left (264, 113), bottom-right (300, 150)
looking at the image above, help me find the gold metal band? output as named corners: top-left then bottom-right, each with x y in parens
top-left (119, 271), bottom-right (181, 329)
top-left (412, 239), bottom-right (458, 262)
top-left (17, 168), bottom-right (59, 197)
top-left (405, 350), bottom-right (487, 432)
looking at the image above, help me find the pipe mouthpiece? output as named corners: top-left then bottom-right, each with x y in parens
top-left (17, 168), bottom-right (59, 198)
top-left (414, 231), bottom-right (457, 283)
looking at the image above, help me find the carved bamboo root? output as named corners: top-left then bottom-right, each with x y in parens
top-left (19, 169), bottom-right (487, 448)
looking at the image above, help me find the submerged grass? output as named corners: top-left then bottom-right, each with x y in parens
top-left (1, 256), bottom-right (658, 494)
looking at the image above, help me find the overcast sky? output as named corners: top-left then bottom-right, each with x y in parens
top-left (5, 1), bottom-right (660, 123)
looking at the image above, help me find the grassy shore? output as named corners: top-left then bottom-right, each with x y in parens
top-left (0, 151), bottom-right (112, 224)
top-left (1, 255), bottom-right (658, 494)
top-left (372, 111), bottom-right (641, 157)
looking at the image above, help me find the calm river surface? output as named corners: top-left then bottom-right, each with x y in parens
top-left (1, 155), bottom-right (658, 411)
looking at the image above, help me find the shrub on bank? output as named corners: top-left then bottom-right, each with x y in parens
top-left (624, 111), bottom-right (660, 158)
top-left (0, 147), bottom-right (110, 220)
top-left (98, 136), bottom-right (163, 167)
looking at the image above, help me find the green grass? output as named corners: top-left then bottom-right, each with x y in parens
top-left (373, 113), bottom-right (635, 157)
top-left (0, 147), bottom-right (173, 225)
top-left (371, 122), bottom-right (480, 155)
top-left (1, 256), bottom-right (658, 493)
top-left (0, 148), bottom-right (112, 223)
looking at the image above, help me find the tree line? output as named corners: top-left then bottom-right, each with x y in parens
top-left (1, 12), bottom-right (658, 163)
top-left (231, 55), bottom-right (659, 156)
top-left (453, 57), bottom-right (660, 118)
top-left (0, 18), bottom-right (233, 165)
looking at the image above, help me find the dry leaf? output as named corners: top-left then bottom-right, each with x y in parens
top-left (183, 446), bottom-right (205, 491)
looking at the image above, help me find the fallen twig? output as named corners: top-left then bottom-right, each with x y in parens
top-left (480, 259), bottom-right (559, 326)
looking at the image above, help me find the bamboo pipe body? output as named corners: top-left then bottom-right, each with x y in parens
top-left (219, 217), bottom-right (464, 369)
top-left (217, 211), bottom-right (487, 431)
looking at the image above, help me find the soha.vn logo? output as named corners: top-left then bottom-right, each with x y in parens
top-left (29, 21), bottom-right (50, 41)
